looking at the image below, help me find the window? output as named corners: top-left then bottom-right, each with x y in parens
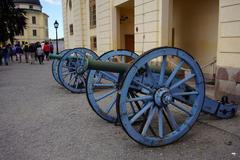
top-left (69, 0), bottom-right (72, 10)
top-left (90, 36), bottom-right (97, 50)
top-left (89, 0), bottom-right (96, 29)
top-left (33, 30), bottom-right (37, 36)
top-left (32, 16), bottom-right (36, 24)
top-left (69, 24), bottom-right (74, 35)
top-left (29, 5), bottom-right (33, 9)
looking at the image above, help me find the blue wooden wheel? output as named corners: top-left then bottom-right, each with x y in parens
top-left (117, 47), bottom-right (205, 146)
top-left (86, 50), bottom-right (138, 123)
top-left (58, 48), bottom-right (98, 93)
top-left (52, 49), bottom-right (71, 85)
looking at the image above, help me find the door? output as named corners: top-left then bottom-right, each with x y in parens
top-left (125, 34), bottom-right (134, 51)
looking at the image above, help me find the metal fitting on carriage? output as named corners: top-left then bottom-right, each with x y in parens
top-left (215, 96), bottom-right (238, 119)
top-left (202, 96), bottom-right (238, 119)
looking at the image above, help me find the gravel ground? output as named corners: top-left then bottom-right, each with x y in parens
top-left (0, 61), bottom-right (239, 160)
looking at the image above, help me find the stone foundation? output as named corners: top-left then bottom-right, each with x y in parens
top-left (215, 66), bottom-right (240, 104)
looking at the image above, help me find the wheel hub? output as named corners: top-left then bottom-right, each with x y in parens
top-left (75, 62), bottom-right (85, 74)
top-left (154, 88), bottom-right (173, 106)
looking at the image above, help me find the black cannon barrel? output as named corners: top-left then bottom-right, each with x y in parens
top-left (87, 58), bottom-right (130, 73)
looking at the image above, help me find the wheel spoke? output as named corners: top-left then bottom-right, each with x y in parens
top-left (130, 102), bottom-right (153, 124)
top-left (68, 73), bottom-right (75, 84)
top-left (132, 80), bottom-right (154, 93)
top-left (95, 89), bottom-right (117, 102)
top-left (130, 101), bottom-right (136, 115)
top-left (172, 91), bottom-right (198, 96)
top-left (158, 108), bottom-right (164, 138)
top-left (128, 94), bottom-right (137, 115)
top-left (145, 64), bottom-right (155, 84)
top-left (141, 107), bottom-right (157, 136)
top-left (170, 101), bottom-right (192, 116)
top-left (165, 61), bottom-right (184, 87)
top-left (104, 97), bottom-right (116, 113)
top-left (159, 55), bottom-right (167, 85)
top-left (169, 73), bottom-right (195, 91)
top-left (127, 95), bottom-right (153, 102)
top-left (62, 71), bottom-right (75, 76)
top-left (121, 56), bottom-right (125, 63)
top-left (93, 83), bottom-right (115, 87)
top-left (73, 75), bottom-right (78, 88)
top-left (75, 76), bottom-right (84, 89)
top-left (163, 106), bottom-right (178, 130)
top-left (63, 72), bottom-right (73, 79)
top-left (62, 69), bottom-right (73, 73)
top-left (100, 71), bottom-right (118, 82)
top-left (62, 65), bottom-right (75, 69)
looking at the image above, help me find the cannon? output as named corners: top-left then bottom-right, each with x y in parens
top-left (50, 48), bottom-right (98, 93)
top-left (50, 47), bottom-right (238, 147)
top-left (51, 49), bottom-right (71, 85)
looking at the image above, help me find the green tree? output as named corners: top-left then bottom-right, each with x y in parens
top-left (0, 0), bottom-right (27, 44)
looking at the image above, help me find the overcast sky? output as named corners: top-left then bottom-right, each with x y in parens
top-left (40, 0), bottom-right (64, 39)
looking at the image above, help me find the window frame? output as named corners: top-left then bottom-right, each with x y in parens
top-left (32, 16), bottom-right (36, 24)
top-left (33, 29), bottom-right (37, 36)
top-left (69, 24), bottom-right (74, 35)
top-left (90, 36), bottom-right (97, 51)
top-left (89, 0), bottom-right (96, 29)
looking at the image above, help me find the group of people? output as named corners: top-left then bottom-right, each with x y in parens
top-left (0, 41), bottom-right (54, 65)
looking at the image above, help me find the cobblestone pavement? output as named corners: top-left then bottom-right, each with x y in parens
top-left (0, 61), bottom-right (240, 160)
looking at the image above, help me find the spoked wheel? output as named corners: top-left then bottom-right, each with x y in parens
top-left (86, 50), bottom-right (138, 123)
top-left (52, 49), bottom-right (71, 85)
top-left (117, 47), bottom-right (205, 146)
top-left (58, 48), bottom-right (98, 93)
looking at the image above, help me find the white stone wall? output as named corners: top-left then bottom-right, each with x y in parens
top-left (217, 0), bottom-right (240, 68)
top-left (15, 3), bottom-right (41, 11)
top-left (14, 5), bottom-right (48, 43)
top-left (96, 0), bottom-right (112, 54)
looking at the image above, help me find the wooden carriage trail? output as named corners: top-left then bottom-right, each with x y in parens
top-left (0, 58), bottom-right (239, 160)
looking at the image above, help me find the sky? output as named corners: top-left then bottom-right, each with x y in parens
top-left (40, 0), bottom-right (64, 39)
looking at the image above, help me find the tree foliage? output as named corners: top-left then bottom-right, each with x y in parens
top-left (0, 0), bottom-right (27, 44)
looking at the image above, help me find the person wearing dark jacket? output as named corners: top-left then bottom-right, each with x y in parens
top-left (7, 44), bottom-right (14, 62)
top-left (23, 42), bottom-right (30, 63)
top-left (50, 41), bottom-right (54, 54)
top-left (29, 43), bottom-right (36, 64)
top-left (0, 47), bottom-right (3, 65)
top-left (16, 43), bottom-right (23, 63)
top-left (2, 45), bottom-right (9, 65)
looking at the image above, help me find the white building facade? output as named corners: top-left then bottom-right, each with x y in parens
top-left (62, 0), bottom-right (240, 103)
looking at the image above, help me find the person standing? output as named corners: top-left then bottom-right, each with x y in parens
top-left (29, 43), bottom-right (36, 64)
top-left (43, 42), bottom-right (50, 61)
top-left (41, 41), bottom-right (45, 50)
top-left (0, 47), bottom-right (3, 66)
top-left (12, 44), bottom-right (17, 61)
top-left (23, 42), bottom-right (29, 63)
top-left (16, 43), bottom-right (23, 63)
top-left (49, 41), bottom-right (54, 54)
top-left (2, 45), bottom-right (9, 65)
top-left (36, 43), bottom-right (44, 64)
top-left (7, 44), bottom-right (14, 62)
